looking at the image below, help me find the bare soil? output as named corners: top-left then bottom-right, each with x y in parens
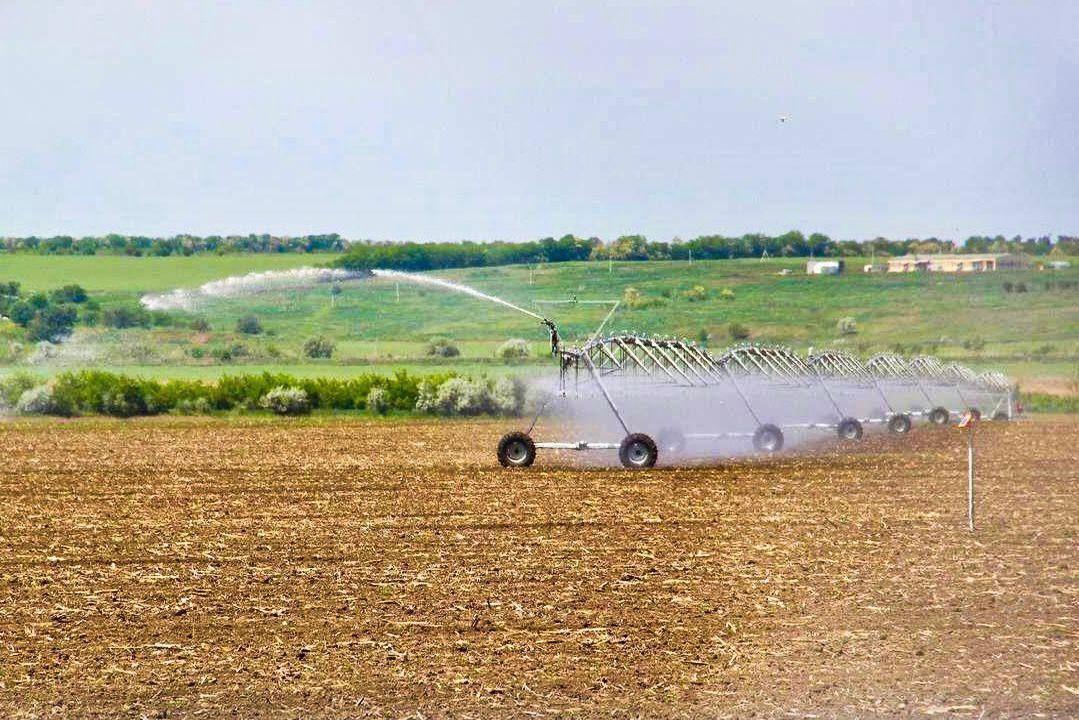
top-left (0, 415), bottom-right (1075, 718)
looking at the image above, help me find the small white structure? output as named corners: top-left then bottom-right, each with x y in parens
top-left (863, 263), bottom-right (887, 273)
top-left (1047, 260), bottom-right (1071, 269)
top-left (807, 259), bottom-right (842, 275)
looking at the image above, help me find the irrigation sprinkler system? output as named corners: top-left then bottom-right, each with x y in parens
top-left (497, 314), bottom-right (1017, 469)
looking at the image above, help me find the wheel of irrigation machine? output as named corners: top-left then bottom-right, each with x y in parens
top-left (888, 413), bottom-right (912, 434)
top-left (836, 417), bottom-right (864, 441)
top-left (619, 433), bottom-right (658, 469)
top-left (993, 411), bottom-right (1009, 421)
top-left (752, 424), bottom-right (784, 453)
top-left (657, 427), bottom-right (686, 456)
top-left (928, 407), bottom-right (950, 425)
top-left (497, 431), bottom-right (536, 468)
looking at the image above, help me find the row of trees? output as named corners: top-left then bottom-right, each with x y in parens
top-left (2, 231), bottom-right (1076, 262)
top-left (0, 233), bottom-right (347, 256)
top-left (335, 233), bottom-right (1078, 271)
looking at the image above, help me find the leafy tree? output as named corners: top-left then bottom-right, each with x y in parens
top-left (27, 305), bottom-right (78, 341)
top-left (50, 284), bottom-right (88, 303)
top-left (102, 305), bottom-right (151, 329)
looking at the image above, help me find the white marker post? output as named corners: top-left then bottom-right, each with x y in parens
top-left (957, 408), bottom-right (981, 531)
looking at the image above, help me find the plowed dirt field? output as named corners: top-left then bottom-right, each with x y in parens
top-left (1, 416), bottom-right (1075, 718)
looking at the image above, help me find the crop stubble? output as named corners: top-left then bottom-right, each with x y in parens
top-left (0, 416), bottom-right (1075, 717)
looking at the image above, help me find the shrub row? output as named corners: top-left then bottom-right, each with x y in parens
top-left (1020, 392), bottom-right (1079, 414)
top-left (0, 370), bottom-right (531, 418)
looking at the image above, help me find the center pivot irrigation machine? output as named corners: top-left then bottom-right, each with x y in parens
top-left (496, 315), bottom-right (1017, 470)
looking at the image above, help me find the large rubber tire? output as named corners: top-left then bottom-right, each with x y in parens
top-left (657, 428), bottom-right (686, 455)
top-left (497, 431), bottom-right (536, 468)
top-left (928, 407), bottom-right (950, 426)
top-left (752, 424), bottom-right (784, 453)
top-left (619, 433), bottom-right (658, 469)
top-left (888, 414), bottom-right (912, 434)
top-left (992, 411), bottom-right (1009, 421)
top-left (836, 417), bottom-right (864, 441)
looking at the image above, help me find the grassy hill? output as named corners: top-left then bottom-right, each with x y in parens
top-left (2, 254), bottom-right (1076, 391)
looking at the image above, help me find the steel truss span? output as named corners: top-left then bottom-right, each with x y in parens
top-left (500, 324), bottom-right (1016, 470)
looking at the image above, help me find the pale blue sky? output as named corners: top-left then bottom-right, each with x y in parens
top-left (1, 1), bottom-right (1075, 241)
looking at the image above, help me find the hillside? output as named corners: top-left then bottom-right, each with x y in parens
top-left (1, 255), bottom-right (1076, 390)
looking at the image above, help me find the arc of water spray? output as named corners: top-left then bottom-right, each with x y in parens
top-left (140, 266), bottom-right (557, 348)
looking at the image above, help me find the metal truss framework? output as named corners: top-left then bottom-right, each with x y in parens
top-left (511, 326), bottom-right (1016, 468)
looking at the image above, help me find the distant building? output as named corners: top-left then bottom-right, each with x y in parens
top-left (886, 253), bottom-right (1027, 273)
top-left (1047, 260), bottom-right (1071, 270)
top-left (806, 259), bottom-right (843, 275)
top-left (862, 263), bottom-right (887, 273)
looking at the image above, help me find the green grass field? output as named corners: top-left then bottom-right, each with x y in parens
top-left (2, 253), bottom-right (335, 292)
top-left (2, 254), bottom-right (1076, 389)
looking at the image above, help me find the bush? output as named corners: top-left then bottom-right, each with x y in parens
top-left (1002, 281), bottom-right (1014, 293)
top-left (426, 337), bottom-right (460, 358)
top-left (431, 377), bottom-right (492, 415)
top-left (621, 286), bottom-right (665, 310)
top-left (961, 336), bottom-right (986, 352)
top-left (100, 379), bottom-right (151, 417)
top-left (213, 343), bottom-right (249, 362)
top-left (191, 317), bottom-right (211, 332)
top-left (1015, 282), bottom-right (1028, 293)
top-left (491, 376), bottom-right (527, 415)
top-left (26, 305), bottom-right (78, 341)
top-left (16, 384), bottom-right (59, 415)
top-left (696, 328), bottom-right (710, 345)
top-left (683, 285), bottom-right (708, 302)
top-left (101, 305), bottom-right (151, 329)
top-left (50, 284), bottom-right (88, 304)
top-left (366, 386), bottom-right (389, 414)
top-left (497, 338), bottom-right (530, 360)
top-left (236, 315), bottom-right (263, 335)
top-left (174, 397), bottom-right (213, 415)
top-left (3, 369), bottom-right (522, 418)
top-left (0, 372), bottom-right (38, 408)
top-left (728, 322), bottom-right (751, 340)
top-left (719, 288), bottom-right (735, 301)
top-left (259, 386), bottom-right (311, 415)
top-left (837, 316), bottom-right (858, 335)
top-left (303, 336), bottom-right (335, 359)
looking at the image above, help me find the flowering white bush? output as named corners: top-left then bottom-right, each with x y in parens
top-left (366, 386), bottom-right (389, 414)
top-left (414, 380), bottom-right (438, 413)
top-left (432, 377), bottom-right (492, 416)
top-left (17, 384), bottom-right (58, 415)
top-left (259, 386), bottom-right (311, 415)
top-left (497, 338), bottom-right (530, 360)
top-left (491, 376), bottom-right (526, 415)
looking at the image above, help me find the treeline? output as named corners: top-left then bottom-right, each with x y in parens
top-left (335, 233), bottom-right (1079, 272)
top-left (0, 233), bottom-right (347, 256)
top-left (3, 231), bottom-right (1076, 264)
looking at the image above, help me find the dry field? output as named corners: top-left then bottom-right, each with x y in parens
top-left (0, 415), bottom-right (1076, 718)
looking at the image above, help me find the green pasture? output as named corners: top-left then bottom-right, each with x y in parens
top-left (1, 253), bottom-right (338, 292)
top-left (2, 254), bottom-right (1076, 386)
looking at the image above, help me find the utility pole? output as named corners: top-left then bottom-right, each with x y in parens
top-left (395, 282), bottom-right (400, 302)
